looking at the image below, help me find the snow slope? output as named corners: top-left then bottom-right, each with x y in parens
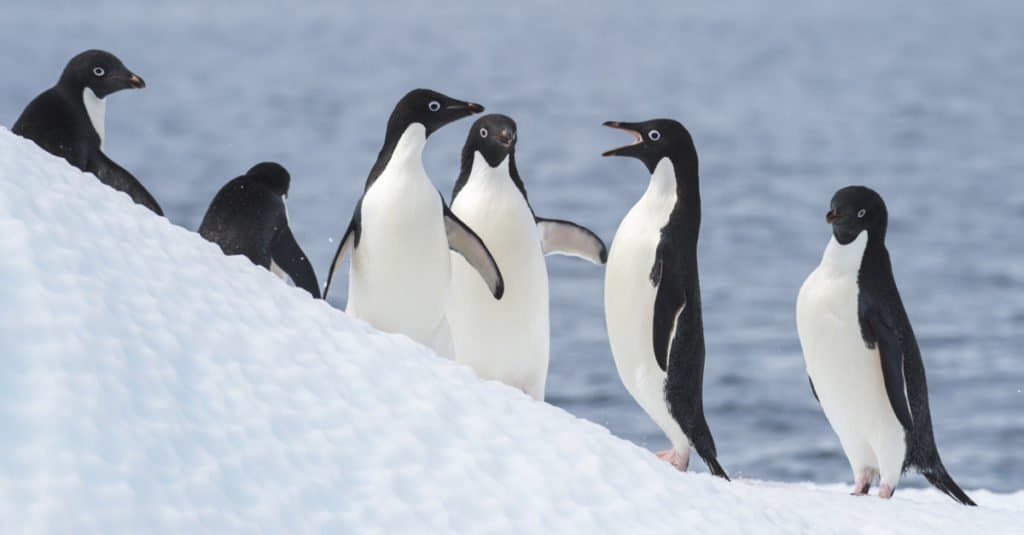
top-left (0, 127), bottom-right (1020, 533)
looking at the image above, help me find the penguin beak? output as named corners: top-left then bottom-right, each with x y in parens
top-left (127, 73), bottom-right (146, 89)
top-left (496, 129), bottom-right (514, 147)
top-left (826, 209), bottom-right (839, 224)
top-left (448, 101), bottom-right (484, 114)
top-left (601, 121), bottom-right (644, 157)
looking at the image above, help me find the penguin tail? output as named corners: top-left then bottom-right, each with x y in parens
top-left (922, 464), bottom-right (976, 506)
top-left (704, 456), bottom-right (730, 481)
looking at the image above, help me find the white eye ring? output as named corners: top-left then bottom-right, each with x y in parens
top-left (648, 130), bottom-right (661, 141)
top-left (93, 67), bottom-right (105, 77)
top-left (479, 128), bottom-right (488, 138)
top-left (857, 209), bottom-right (866, 218)
top-left (428, 101), bottom-right (441, 112)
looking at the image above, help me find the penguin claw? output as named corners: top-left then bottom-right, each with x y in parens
top-left (878, 484), bottom-right (895, 499)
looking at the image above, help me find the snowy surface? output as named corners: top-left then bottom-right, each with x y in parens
top-left (0, 128), bottom-right (1021, 533)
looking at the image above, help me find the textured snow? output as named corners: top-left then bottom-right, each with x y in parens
top-left (0, 127), bottom-right (1021, 533)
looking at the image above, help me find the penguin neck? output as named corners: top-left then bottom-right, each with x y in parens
top-left (368, 123), bottom-right (427, 189)
top-left (819, 231), bottom-right (869, 276)
top-left (82, 87), bottom-right (107, 149)
top-left (455, 150), bottom-right (527, 202)
top-left (643, 157), bottom-right (700, 217)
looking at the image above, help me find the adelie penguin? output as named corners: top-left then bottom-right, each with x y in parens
top-left (199, 162), bottom-right (321, 298)
top-left (12, 50), bottom-right (162, 215)
top-left (324, 89), bottom-right (503, 358)
top-left (602, 119), bottom-right (728, 479)
top-left (447, 114), bottom-right (607, 400)
top-left (796, 185), bottom-right (975, 505)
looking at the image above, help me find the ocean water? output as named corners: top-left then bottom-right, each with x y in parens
top-left (1, 0), bottom-right (1021, 492)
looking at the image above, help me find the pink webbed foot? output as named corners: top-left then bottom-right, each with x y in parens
top-left (878, 484), bottom-right (895, 499)
top-left (851, 475), bottom-right (871, 496)
top-left (656, 449), bottom-right (690, 471)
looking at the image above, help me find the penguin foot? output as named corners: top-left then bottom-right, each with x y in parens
top-left (878, 484), bottom-right (895, 499)
top-left (655, 449), bottom-right (690, 471)
top-left (850, 475), bottom-right (871, 496)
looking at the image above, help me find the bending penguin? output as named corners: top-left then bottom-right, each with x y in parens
top-left (324, 89), bottom-right (503, 358)
top-left (199, 162), bottom-right (321, 298)
top-left (602, 119), bottom-right (728, 479)
top-left (796, 185), bottom-right (975, 505)
top-left (447, 114), bottom-right (607, 400)
top-left (13, 49), bottom-right (162, 214)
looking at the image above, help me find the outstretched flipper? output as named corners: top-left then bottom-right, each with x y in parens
top-left (89, 150), bottom-right (163, 215)
top-left (271, 224), bottom-right (321, 298)
top-left (323, 204), bottom-right (360, 299)
top-left (536, 217), bottom-right (607, 264)
top-left (444, 204), bottom-right (504, 299)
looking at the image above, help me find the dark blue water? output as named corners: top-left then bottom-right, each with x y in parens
top-left (2, 0), bottom-right (1021, 491)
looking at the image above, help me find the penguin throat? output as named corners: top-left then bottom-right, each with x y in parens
top-left (82, 87), bottom-right (106, 149)
top-left (820, 231), bottom-right (868, 275)
top-left (470, 151), bottom-right (510, 179)
top-left (644, 157), bottom-right (677, 199)
top-left (389, 123), bottom-right (427, 164)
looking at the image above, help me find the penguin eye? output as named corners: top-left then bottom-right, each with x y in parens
top-left (92, 67), bottom-right (105, 77)
top-left (479, 128), bottom-right (488, 138)
top-left (648, 130), bottom-right (661, 141)
top-left (857, 209), bottom-right (867, 218)
top-left (428, 101), bottom-right (441, 112)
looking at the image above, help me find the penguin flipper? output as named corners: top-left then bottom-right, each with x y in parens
top-left (861, 305), bottom-right (915, 432)
top-left (323, 204), bottom-right (360, 299)
top-left (651, 244), bottom-right (687, 373)
top-left (443, 204), bottom-right (504, 300)
top-left (535, 217), bottom-right (608, 264)
top-left (271, 223), bottom-right (321, 299)
top-left (89, 151), bottom-right (164, 215)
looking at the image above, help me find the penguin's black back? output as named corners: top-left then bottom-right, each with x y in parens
top-left (199, 175), bottom-right (285, 267)
top-left (13, 87), bottom-right (96, 170)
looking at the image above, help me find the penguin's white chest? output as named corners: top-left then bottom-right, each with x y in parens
top-left (82, 88), bottom-right (106, 150)
top-left (604, 158), bottom-right (688, 448)
top-left (347, 125), bottom-right (452, 352)
top-left (447, 155), bottom-right (550, 399)
top-left (796, 233), bottom-right (905, 472)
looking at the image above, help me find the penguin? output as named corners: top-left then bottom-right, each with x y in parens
top-left (12, 49), bottom-right (162, 215)
top-left (323, 89), bottom-right (503, 358)
top-left (796, 185), bottom-right (975, 505)
top-left (601, 119), bottom-right (728, 479)
top-left (447, 114), bottom-right (607, 400)
top-left (199, 162), bottom-right (321, 298)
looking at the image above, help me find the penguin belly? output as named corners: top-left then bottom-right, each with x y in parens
top-left (347, 168), bottom-right (452, 357)
top-left (604, 186), bottom-right (689, 451)
top-left (796, 236), bottom-right (906, 482)
top-left (448, 174), bottom-right (549, 399)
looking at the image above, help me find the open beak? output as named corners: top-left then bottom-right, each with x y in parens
top-left (826, 209), bottom-right (838, 224)
top-left (602, 121), bottom-right (644, 157)
top-left (128, 73), bottom-right (146, 89)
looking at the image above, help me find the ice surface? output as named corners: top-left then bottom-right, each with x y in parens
top-left (0, 128), bottom-right (1020, 532)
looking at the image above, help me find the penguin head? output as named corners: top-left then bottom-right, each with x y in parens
top-left (463, 114), bottom-right (517, 167)
top-left (388, 89), bottom-right (484, 138)
top-left (246, 162), bottom-right (291, 197)
top-left (59, 50), bottom-right (145, 98)
top-left (602, 119), bottom-right (696, 174)
top-left (827, 186), bottom-right (888, 245)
